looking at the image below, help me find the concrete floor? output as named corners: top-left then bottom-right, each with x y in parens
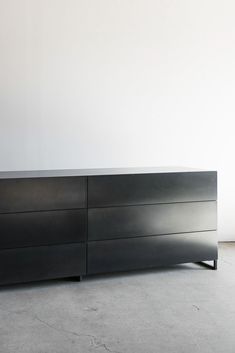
top-left (0, 243), bottom-right (234, 353)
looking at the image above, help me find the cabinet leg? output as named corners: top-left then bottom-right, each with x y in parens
top-left (214, 260), bottom-right (218, 270)
top-left (68, 275), bottom-right (83, 282)
top-left (197, 260), bottom-right (218, 270)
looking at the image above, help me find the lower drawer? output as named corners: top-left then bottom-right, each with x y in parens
top-left (0, 243), bottom-right (86, 285)
top-left (0, 209), bottom-right (86, 249)
top-left (87, 231), bottom-right (217, 274)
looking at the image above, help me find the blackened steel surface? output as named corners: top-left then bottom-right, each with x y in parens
top-left (88, 172), bottom-right (217, 207)
top-left (88, 201), bottom-right (217, 241)
top-left (0, 209), bottom-right (87, 250)
top-left (0, 177), bottom-right (87, 213)
top-left (0, 243), bottom-right (86, 285)
top-left (0, 167), bottom-right (218, 285)
top-left (87, 231), bottom-right (217, 274)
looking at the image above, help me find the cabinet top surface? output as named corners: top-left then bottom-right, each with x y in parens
top-left (0, 166), bottom-right (216, 179)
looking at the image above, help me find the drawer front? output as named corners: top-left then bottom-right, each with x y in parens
top-left (0, 243), bottom-right (86, 285)
top-left (88, 231), bottom-right (217, 274)
top-left (88, 172), bottom-right (217, 207)
top-left (0, 176), bottom-right (87, 213)
top-left (88, 202), bottom-right (217, 241)
top-left (0, 209), bottom-right (87, 250)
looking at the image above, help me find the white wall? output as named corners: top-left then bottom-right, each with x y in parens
top-left (0, 0), bottom-right (235, 240)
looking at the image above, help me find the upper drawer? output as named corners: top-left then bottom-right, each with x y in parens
top-left (88, 172), bottom-right (217, 207)
top-left (0, 176), bottom-right (87, 213)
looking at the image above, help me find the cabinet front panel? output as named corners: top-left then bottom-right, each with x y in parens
top-left (0, 243), bottom-right (86, 285)
top-left (88, 231), bottom-right (217, 274)
top-left (88, 202), bottom-right (217, 241)
top-left (0, 177), bottom-right (87, 213)
top-left (0, 209), bottom-right (87, 249)
top-left (88, 172), bottom-right (217, 207)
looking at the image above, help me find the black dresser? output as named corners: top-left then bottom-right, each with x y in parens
top-left (0, 167), bottom-right (217, 285)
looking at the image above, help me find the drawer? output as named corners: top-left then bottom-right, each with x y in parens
top-left (0, 243), bottom-right (86, 285)
top-left (0, 176), bottom-right (87, 213)
top-left (88, 231), bottom-right (217, 274)
top-left (88, 201), bottom-right (217, 241)
top-left (0, 209), bottom-right (87, 250)
top-left (88, 172), bottom-right (217, 207)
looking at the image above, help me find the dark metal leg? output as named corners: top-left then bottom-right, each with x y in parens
top-left (67, 275), bottom-right (83, 282)
top-left (196, 260), bottom-right (218, 270)
top-left (214, 260), bottom-right (218, 270)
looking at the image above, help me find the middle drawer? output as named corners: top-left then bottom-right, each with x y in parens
top-left (88, 201), bottom-right (216, 241)
top-left (0, 209), bottom-right (87, 250)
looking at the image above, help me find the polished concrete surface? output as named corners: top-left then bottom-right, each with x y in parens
top-left (0, 243), bottom-right (234, 353)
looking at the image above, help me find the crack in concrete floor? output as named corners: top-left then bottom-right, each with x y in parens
top-left (34, 314), bottom-right (121, 353)
top-left (0, 306), bottom-right (121, 353)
